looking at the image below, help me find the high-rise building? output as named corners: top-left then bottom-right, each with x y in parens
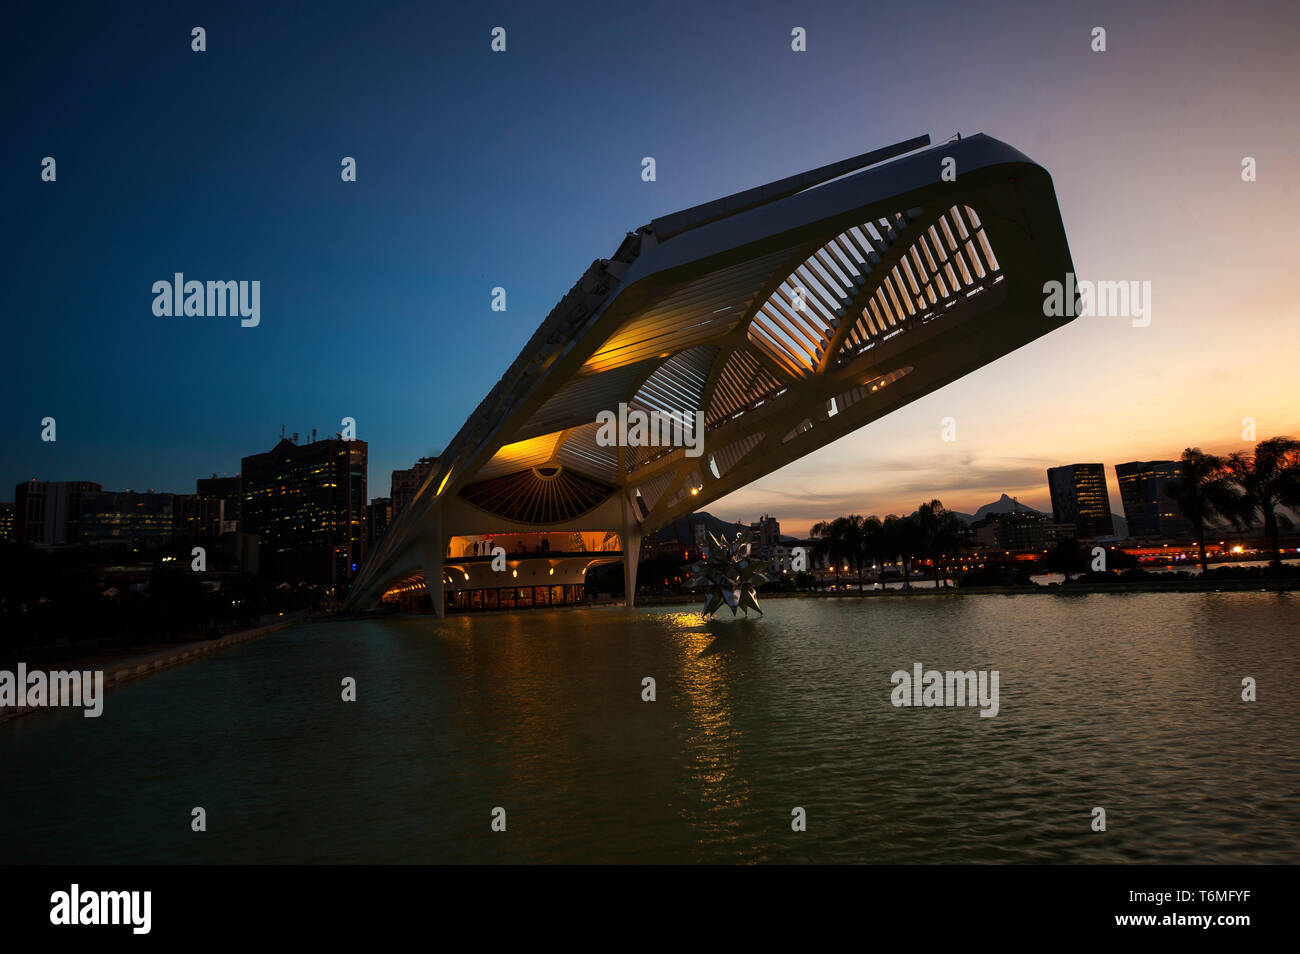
top-left (13, 480), bottom-right (103, 544)
top-left (0, 502), bottom-right (13, 541)
top-left (1115, 460), bottom-right (1193, 539)
top-left (79, 491), bottom-right (175, 548)
top-left (241, 435), bottom-right (368, 587)
top-left (367, 497), bottom-right (392, 549)
top-left (1047, 464), bottom-right (1114, 538)
top-left (391, 456), bottom-right (439, 517)
top-left (748, 514), bottom-right (791, 570)
top-left (750, 514), bottom-right (781, 549)
top-left (173, 494), bottom-right (226, 542)
top-left (973, 510), bottom-right (1076, 549)
top-left (196, 475), bottom-right (242, 531)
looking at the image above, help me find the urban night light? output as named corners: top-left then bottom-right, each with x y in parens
top-left (1, 0), bottom-right (1297, 938)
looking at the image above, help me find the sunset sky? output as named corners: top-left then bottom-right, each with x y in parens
top-left (4, 0), bottom-right (1297, 536)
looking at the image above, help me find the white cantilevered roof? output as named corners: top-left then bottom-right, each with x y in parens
top-left (348, 133), bottom-right (1076, 606)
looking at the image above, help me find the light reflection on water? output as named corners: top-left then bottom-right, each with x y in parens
top-left (1, 592), bottom-right (1297, 864)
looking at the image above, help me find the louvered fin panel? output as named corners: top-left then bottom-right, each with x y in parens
top-left (782, 418), bottom-right (815, 444)
top-left (708, 431), bottom-right (765, 479)
top-left (514, 357), bottom-right (658, 442)
top-left (837, 206), bottom-right (1003, 365)
top-left (554, 421), bottom-right (619, 481)
top-left (582, 245), bottom-right (800, 374)
top-left (664, 469), bottom-right (703, 512)
top-left (476, 432), bottom-right (565, 481)
top-left (625, 345), bottom-right (715, 473)
top-left (835, 366), bottom-right (914, 413)
top-left (747, 210), bottom-right (920, 376)
top-left (634, 471), bottom-right (678, 512)
top-left (705, 348), bottom-right (783, 426)
top-left (630, 345), bottom-right (715, 416)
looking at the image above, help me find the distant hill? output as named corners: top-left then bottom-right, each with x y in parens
top-left (968, 494), bottom-right (1043, 523)
top-left (959, 497), bottom-right (1130, 538)
top-left (655, 511), bottom-right (747, 545)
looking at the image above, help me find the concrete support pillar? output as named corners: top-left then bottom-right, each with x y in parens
top-left (418, 515), bottom-right (446, 619)
top-left (621, 499), bottom-right (642, 610)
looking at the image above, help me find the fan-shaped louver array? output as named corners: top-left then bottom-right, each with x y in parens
top-left (459, 466), bottom-right (616, 524)
top-left (555, 420), bottom-right (619, 481)
top-left (624, 345), bottom-right (714, 473)
top-left (747, 209), bottom-right (922, 375)
top-left (705, 348), bottom-right (784, 427)
top-left (744, 204), bottom-right (1003, 377)
top-left (836, 205), bottom-right (1002, 365)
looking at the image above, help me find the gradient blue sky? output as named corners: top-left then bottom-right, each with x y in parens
top-left (4, 0), bottom-right (1297, 534)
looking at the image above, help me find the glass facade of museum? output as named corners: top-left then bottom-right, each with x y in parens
top-left (382, 581), bottom-right (588, 612)
top-left (450, 584), bottom-right (585, 611)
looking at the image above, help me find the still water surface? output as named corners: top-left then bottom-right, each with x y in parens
top-left (3, 592), bottom-right (1297, 863)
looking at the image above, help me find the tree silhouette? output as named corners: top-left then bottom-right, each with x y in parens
top-left (915, 499), bottom-right (964, 588)
top-left (861, 515), bottom-right (888, 587)
top-left (1163, 447), bottom-right (1239, 573)
top-left (1045, 538), bottom-right (1085, 581)
top-left (811, 514), bottom-right (866, 589)
top-left (884, 514), bottom-right (924, 588)
top-left (1225, 436), bottom-right (1300, 567)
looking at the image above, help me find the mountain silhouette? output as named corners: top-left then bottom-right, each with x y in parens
top-left (957, 493), bottom-right (1045, 524)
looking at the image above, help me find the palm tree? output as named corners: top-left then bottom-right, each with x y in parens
top-left (861, 515), bottom-right (887, 588)
top-left (844, 514), bottom-right (868, 589)
top-left (915, 499), bottom-right (964, 588)
top-left (808, 519), bottom-right (833, 586)
top-left (884, 514), bottom-right (924, 588)
top-left (1163, 447), bottom-right (1239, 573)
top-left (1224, 437), bottom-right (1300, 568)
top-left (811, 515), bottom-right (867, 589)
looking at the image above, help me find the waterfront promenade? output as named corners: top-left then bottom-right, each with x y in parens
top-left (0, 612), bottom-right (304, 724)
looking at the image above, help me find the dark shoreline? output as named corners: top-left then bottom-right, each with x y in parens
top-left (0, 613), bottom-right (304, 725)
top-left (629, 577), bottom-right (1300, 607)
top-left (323, 576), bottom-right (1300, 620)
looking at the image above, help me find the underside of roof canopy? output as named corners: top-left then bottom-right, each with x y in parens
top-left (346, 133), bottom-right (1076, 611)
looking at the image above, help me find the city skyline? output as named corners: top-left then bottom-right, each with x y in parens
top-left (4, 0), bottom-right (1299, 887)
top-left (5, 0), bottom-right (1298, 539)
top-left (5, 430), bottom-right (1278, 539)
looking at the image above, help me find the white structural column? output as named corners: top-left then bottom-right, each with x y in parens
top-left (621, 497), bottom-right (642, 610)
top-left (418, 516), bottom-right (446, 619)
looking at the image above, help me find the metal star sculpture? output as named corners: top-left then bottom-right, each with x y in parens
top-left (688, 529), bottom-right (771, 618)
